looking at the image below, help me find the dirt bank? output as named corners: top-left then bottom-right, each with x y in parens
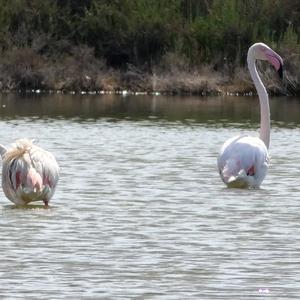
top-left (0, 47), bottom-right (297, 96)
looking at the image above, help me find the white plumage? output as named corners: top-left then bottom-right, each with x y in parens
top-left (0, 139), bottom-right (59, 205)
top-left (218, 135), bottom-right (268, 188)
top-left (218, 43), bottom-right (283, 188)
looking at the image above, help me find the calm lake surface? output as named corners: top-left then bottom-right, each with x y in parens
top-left (0, 93), bottom-right (299, 299)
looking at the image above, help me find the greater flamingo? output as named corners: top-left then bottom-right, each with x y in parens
top-left (217, 43), bottom-right (283, 188)
top-left (0, 139), bottom-right (59, 205)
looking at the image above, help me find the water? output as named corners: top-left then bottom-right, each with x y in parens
top-left (0, 93), bottom-right (299, 299)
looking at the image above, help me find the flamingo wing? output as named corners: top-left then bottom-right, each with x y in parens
top-left (30, 146), bottom-right (60, 190)
top-left (2, 140), bottom-right (59, 205)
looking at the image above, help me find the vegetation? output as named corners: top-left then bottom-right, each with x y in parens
top-left (0, 0), bottom-right (298, 94)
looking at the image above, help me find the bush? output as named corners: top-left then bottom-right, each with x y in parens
top-left (0, 0), bottom-right (298, 94)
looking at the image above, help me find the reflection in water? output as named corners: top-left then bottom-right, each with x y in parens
top-left (0, 93), bottom-right (299, 126)
top-left (0, 94), bottom-right (298, 299)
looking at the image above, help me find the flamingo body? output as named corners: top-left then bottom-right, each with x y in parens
top-left (218, 43), bottom-right (283, 188)
top-left (218, 135), bottom-right (268, 188)
top-left (0, 139), bottom-right (59, 205)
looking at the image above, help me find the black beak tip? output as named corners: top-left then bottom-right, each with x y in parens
top-left (278, 64), bottom-right (283, 79)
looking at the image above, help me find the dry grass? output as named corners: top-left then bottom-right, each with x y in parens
top-left (0, 47), bottom-right (298, 95)
top-left (147, 68), bottom-right (222, 95)
top-left (146, 52), bottom-right (224, 95)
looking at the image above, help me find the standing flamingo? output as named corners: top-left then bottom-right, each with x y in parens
top-left (217, 43), bottom-right (283, 188)
top-left (0, 139), bottom-right (59, 205)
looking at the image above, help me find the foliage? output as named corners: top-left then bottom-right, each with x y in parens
top-left (0, 0), bottom-right (298, 93)
top-left (0, 0), bottom-right (298, 68)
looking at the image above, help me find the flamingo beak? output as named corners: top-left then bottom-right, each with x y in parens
top-left (277, 63), bottom-right (283, 79)
top-left (264, 49), bottom-right (283, 79)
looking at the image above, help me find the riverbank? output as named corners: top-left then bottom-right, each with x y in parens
top-left (0, 47), bottom-right (298, 96)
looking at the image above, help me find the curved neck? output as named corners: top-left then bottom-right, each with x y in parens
top-left (247, 55), bottom-right (270, 149)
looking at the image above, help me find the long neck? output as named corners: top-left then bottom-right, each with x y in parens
top-left (247, 55), bottom-right (270, 149)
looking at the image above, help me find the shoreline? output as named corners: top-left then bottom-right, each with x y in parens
top-left (0, 89), bottom-right (289, 97)
top-left (0, 49), bottom-right (295, 97)
top-left (0, 47), bottom-right (297, 97)
top-left (0, 89), bottom-right (285, 97)
top-left (0, 70), bottom-right (291, 97)
top-left (0, 85), bottom-right (290, 98)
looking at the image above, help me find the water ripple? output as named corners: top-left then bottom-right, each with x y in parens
top-left (0, 96), bottom-right (299, 298)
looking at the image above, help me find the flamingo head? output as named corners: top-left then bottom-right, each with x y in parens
top-left (249, 42), bottom-right (283, 78)
top-left (224, 169), bottom-right (255, 189)
top-left (221, 159), bottom-right (255, 188)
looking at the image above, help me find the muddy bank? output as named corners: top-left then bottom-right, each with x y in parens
top-left (0, 47), bottom-right (298, 96)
